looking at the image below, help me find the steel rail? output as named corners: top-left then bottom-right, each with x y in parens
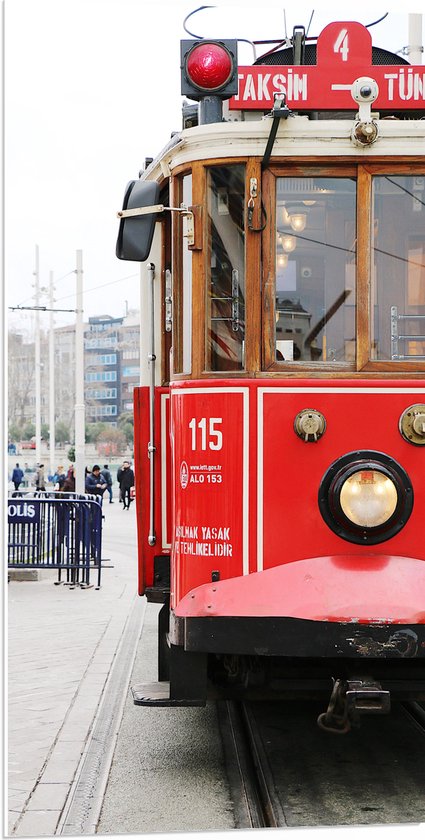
top-left (400, 700), bottom-right (425, 734)
top-left (217, 700), bottom-right (287, 828)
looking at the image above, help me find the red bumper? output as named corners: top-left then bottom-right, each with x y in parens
top-left (175, 555), bottom-right (425, 624)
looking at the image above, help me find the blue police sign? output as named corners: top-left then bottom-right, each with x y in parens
top-left (8, 500), bottom-right (40, 525)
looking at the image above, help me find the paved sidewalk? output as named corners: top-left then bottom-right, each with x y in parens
top-left (7, 498), bottom-right (140, 836)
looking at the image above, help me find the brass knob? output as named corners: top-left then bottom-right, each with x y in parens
top-left (294, 409), bottom-right (326, 442)
top-left (399, 404), bottom-right (425, 445)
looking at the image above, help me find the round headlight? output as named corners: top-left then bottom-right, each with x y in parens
top-left (318, 451), bottom-right (413, 545)
top-left (340, 470), bottom-right (398, 527)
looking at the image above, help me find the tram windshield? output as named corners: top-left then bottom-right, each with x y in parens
top-left (274, 177), bottom-right (356, 364)
top-left (371, 175), bottom-right (425, 361)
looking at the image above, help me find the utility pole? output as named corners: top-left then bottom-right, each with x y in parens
top-left (408, 14), bottom-right (423, 64)
top-left (34, 245), bottom-right (41, 466)
top-left (49, 271), bottom-right (55, 479)
top-left (74, 250), bottom-right (85, 494)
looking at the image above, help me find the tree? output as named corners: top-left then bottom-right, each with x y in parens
top-left (120, 422), bottom-right (134, 445)
top-left (118, 411), bottom-right (133, 428)
top-left (96, 428), bottom-right (127, 455)
top-left (85, 422), bottom-right (108, 443)
top-left (55, 421), bottom-right (70, 444)
top-left (8, 332), bottom-right (36, 428)
top-left (8, 421), bottom-right (22, 442)
top-left (22, 422), bottom-right (35, 440)
top-left (118, 411), bottom-right (134, 445)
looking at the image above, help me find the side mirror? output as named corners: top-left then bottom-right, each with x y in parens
top-left (116, 180), bottom-right (160, 261)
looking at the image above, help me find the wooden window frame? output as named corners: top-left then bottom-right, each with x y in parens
top-left (170, 158), bottom-right (425, 382)
top-left (262, 162), bottom-right (425, 376)
top-left (361, 164), bottom-right (425, 373)
top-left (203, 161), bottom-right (249, 376)
top-left (171, 168), bottom-right (196, 378)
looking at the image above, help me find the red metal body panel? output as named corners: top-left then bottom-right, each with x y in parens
top-left (171, 386), bottom-right (247, 606)
top-left (168, 379), bottom-right (425, 616)
top-left (260, 383), bottom-right (425, 570)
top-left (133, 386), bottom-right (171, 595)
top-left (175, 555), bottom-right (425, 624)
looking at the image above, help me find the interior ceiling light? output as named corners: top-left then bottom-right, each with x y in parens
top-left (277, 252), bottom-right (289, 268)
top-left (290, 212), bottom-right (307, 232)
top-left (281, 234), bottom-right (296, 253)
top-left (278, 204), bottom-right (291, 226)
top-left (288, 202), bottom-right (307, 232)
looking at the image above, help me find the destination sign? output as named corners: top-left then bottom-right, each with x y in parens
top-left (229, 21), bottom-right (425, 111)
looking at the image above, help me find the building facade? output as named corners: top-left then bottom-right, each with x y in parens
top-left (8, 312), bottom-right (141, 440)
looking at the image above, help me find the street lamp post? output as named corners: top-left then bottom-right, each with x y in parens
top-left (49, 271), bottom-right (55, 479)
top-left (34, 245), bottom-right (41, 465)
top-left (74, 250), bottom-right (85, 494)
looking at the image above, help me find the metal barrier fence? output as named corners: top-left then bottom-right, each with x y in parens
top-left (8, 493), bottom-right (103, 588)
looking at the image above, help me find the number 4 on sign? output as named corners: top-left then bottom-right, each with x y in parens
top-left (334, 28), bottom-right (349, 62)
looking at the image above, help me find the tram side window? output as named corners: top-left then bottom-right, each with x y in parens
top-left (274, 177), bottom-right (356, 364)
top-left (206, 165), bottom-right (245, 371)
top-left (173, 174), bottom-right (193, 375)
top-left (371, 175), bottom-right (425, 361)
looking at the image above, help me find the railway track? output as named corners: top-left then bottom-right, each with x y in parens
top-left (218, 698), bottom-right (425, 829)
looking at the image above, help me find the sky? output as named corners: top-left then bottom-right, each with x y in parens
top-left (5, 1), bottom-right (425, 335)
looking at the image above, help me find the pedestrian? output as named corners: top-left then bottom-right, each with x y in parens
top-left (101, 464), bottom-right (114, 503)
top-left (52, 465), bottom-right (66, 491)
top-left (35, 464), bottom-right (45, 491)
top-left (62, 466), bottom-right (76, 493)
top-left (117, 460), bottom-right (135, 510)
top-left (11, 463), bottom-right (24, 495)
top-left (85, 464), bottom-right (107, 498)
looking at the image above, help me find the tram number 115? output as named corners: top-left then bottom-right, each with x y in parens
top-left (189, 417), bottom-right (223, 451)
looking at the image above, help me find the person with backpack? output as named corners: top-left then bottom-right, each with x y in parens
top-left (101, 464), bottom-right (113, 503)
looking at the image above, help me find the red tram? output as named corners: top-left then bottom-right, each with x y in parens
top-left (117, 19), bottom-right (425, 731)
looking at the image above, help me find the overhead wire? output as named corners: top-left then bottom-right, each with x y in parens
top-left (14, 269), bottom-right (78, 308)
top-left (54, 273), bottom-right (139, 304)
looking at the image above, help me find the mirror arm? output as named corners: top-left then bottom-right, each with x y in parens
top-left (117, 204), bottom-right (192, 219)
top-left (117, 204), bottom-right (195, 246)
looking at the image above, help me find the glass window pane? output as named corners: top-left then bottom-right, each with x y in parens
top-left (173, 175), bottom-right (192, 375)
top-left (275, 177), bottom-right (356, 363)
top-left (206, 165), bottom-right (245, 371)
top-left (182, 175), bottom-right (193, 374)
top-left (371, 175), bottom-right (425, 360)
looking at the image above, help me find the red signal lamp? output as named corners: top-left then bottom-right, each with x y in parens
top-left (187, 42), bottom-right (233, 91)
top-left (181, 39), bottom-right (238, 101)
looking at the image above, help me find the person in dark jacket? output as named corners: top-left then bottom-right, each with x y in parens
top-left (101, 464), bottom-right (113, 503)
top-left (35, 464), bottom-right (45, 491)
top-left (85, 465), bottom-right (107, 498)
top-left (11, 463), bottom-right (24, 494)
top-left (117, 461), bottom-right (134, 509)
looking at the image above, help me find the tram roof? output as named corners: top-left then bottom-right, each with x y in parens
top-left (141, 115), bottom-right (425, 184)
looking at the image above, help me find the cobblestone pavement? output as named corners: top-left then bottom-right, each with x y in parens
top-left (7, 497), bottom-right (139, 836)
